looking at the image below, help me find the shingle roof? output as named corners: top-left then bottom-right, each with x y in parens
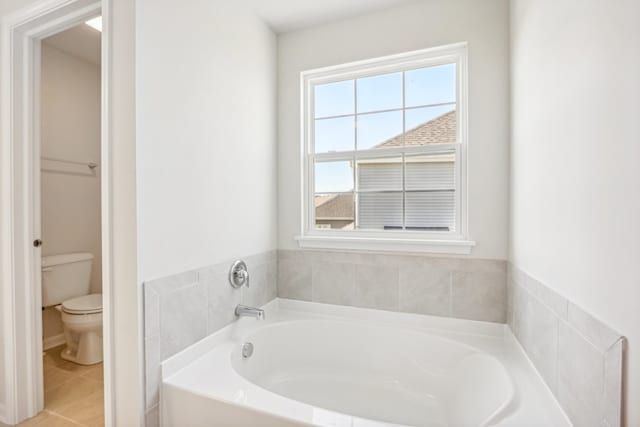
top-left (375, 110), bottom-right (456, 148)
top-left (315, 193), bottom-right (354, 219)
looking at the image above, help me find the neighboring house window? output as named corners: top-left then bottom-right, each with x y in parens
top-left (299, 43), bottom-right (473, 254)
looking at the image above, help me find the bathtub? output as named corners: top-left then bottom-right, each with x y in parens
top-left (161, 299), bottom-right (571, 427)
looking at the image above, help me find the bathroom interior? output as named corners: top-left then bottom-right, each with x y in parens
top-left (38, 16), bottom-right (105, 427)
top-left (0, 0), bottom-right (638, 426)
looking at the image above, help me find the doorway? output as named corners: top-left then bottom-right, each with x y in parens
top-left (0, 0), bottom-right (113, 425)
top-left (37, 19), bottom-right (104, 426)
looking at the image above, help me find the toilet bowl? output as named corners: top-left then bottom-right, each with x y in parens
top-left (57, 293), bottom-right (103, 365)
top-left (42, 253), bottom-right (103, 365)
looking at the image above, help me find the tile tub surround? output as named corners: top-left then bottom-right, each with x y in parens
top-left (278, 249), bottom-right (508, 323)
top-left (507, 264), bottom-right (626, 427)
top-left (142, 250), bottom-right (277, 426)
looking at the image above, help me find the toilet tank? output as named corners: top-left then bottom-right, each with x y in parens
top-left (42, 253), bottom-right (94, 307)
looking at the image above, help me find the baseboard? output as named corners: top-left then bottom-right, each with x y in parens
top-left (43, 333), bottom-right (65, 350)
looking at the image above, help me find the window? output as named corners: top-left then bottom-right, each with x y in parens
top-left (298, 43), bottom-right (474, 254)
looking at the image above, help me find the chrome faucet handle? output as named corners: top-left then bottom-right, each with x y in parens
top-left (237, 269), bottom-right (250, 287)
top-left (229, 260), bottom-right (250, 288)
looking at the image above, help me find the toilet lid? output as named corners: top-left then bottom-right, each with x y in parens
top-left (62, 293), bottom-right (102, 314)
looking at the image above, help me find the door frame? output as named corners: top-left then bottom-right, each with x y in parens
top-left (0, 0), bottom-right (114, 424)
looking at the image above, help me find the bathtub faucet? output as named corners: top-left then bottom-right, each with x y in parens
top-left (235, 304), bottom-right (265, 320)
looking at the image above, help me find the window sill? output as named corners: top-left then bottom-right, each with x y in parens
top-left (295, 235), bottom-right (476, 255)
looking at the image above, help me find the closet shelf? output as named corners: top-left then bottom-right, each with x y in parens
top-left (41, 157), bottom-right (99, 176)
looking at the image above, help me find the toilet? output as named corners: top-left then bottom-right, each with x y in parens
top-left (42, 253), bottom-right (103, 365)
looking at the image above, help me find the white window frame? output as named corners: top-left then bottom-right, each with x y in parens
top-left (297, 42), bottom-right (475, 255)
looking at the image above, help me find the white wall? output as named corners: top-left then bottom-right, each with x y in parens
top-left (509, 0), bottom-right (640, 424)
top-left (135, 0), bottom-right (278, 282)
top-left (40, 43), bottom-right (102, 341)
top-left (277, 0), bottom-right (510, 259)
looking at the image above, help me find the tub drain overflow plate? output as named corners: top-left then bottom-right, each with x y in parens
top-left (242, 342), bottom-right (254, 358)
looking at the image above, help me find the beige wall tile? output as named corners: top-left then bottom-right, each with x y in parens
top-left (143, 249), bottom-right (278, 418)
top-left (568, 302), bottom-right (621, 353)
top-left (277, 252), bottom-right (312, 301)
top-left (311, 261), bottom-right (356, 305)
top-left (280, 250), bottom-right (507, 323)
top-left (205, 267), bottom-right (241, 334)
top-left (512, 284), bottom-right (559, 392)
top-left (146, 270), bottom-right (197, 296)
top-left (241, 262), bottom-right (271, 308)
top-left (353, 264), bottom-right (399, 311)
top-left (144, 335), bottom-right (160, 409)
top-left (144, 288), bottom-right (159, 339)
top-left (509, 265), bottom-right (625, 427)
top-left (159, 282), bottom-right (207, 359)
top-left (452, 270), bottom-right (506, 323)
top-left (399, 266), bottom-right (452, 317)
top-left (603, 339), bottom-right (625, 427)
top-left (557, 321), bottom-right (603, 427)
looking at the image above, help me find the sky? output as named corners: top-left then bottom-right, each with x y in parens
top-left (314, 63), bottom-right (456, 194)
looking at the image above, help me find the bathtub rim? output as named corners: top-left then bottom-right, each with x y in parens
top-left (161, 298), bottom-right (519, 427)
top-left (162, 298), bottom-right (507, 381)
top-left (161, 298), bottom-right (572, 427)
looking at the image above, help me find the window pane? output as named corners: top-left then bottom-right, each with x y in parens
top-left (405, 192), bottom-right (455, 231)
top-left (357, 111), bottom-right (403, 150)
top-left (315, 193), bottom-right (354, 230)
top-left (405, 64), bottom-right (456, 107)
top-left (404, 107), bottom-right (456, 146)
top-left (315, 117), bottom-right (355, 153)
top-left (314, 80), bottom-right (354, 118)
top-left (357, 72), bottom-right (402, 113)
top-left (357, 192), bottom-right (403, 230)
top-left (315, 161), bottom-right (353, 193)
top-left (308, 52), bottom-right (464, 236)
top-left (405, 152), bottom-right (455, 191)
top-left (356, 157), bottom-right (402, 191)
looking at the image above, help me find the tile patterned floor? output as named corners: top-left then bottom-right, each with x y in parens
top-left (4, 345), bottom-right (104, 427)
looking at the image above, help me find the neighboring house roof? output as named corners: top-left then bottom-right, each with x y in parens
top-left (315, 112), bottom-right (455, 220)
top-left (315, 193), bottom-right (354, 219)
top-left (375, 110), bottom-right (456, 148)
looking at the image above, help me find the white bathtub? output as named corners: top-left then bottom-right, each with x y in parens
top-left (161, 299), bottom-right (571, 427)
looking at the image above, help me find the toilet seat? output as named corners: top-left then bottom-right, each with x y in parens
top-left (62, 293), bottom-right (102, 314)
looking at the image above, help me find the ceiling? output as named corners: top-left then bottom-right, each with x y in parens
top-left (40, 1), bottom-right (414, 60)
top-left (43, 23), bottom-right (101, 65)
top-left (240, 0), bottom-right (417, 33)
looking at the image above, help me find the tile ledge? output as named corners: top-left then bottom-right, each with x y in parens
top-left (295, 235), bottom-right (476, 255)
